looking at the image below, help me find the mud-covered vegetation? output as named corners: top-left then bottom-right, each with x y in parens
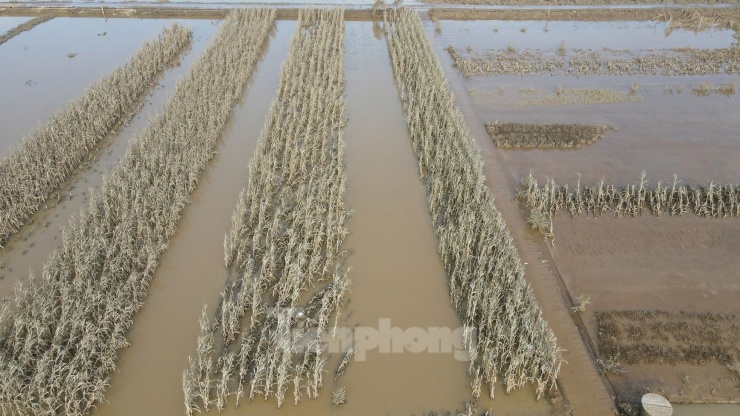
top-left (449, 46), bottom-right (740, 77)
top-left (385, 8), bottom-right (561, 399)
top-left (597, 310), bottom-right (740, 372)
top-left (0, 24), bottom-right (192, 247)
top-left (183, 9), bottom-right (349, 413)
top-left (519, 172), bottom-right (740, 234)
top-left (486, 122), bottom-right (613, 149)
top-left (0, 15), bottom-right (53, 46)
top-left (0, 9), bottom-right (276, 415)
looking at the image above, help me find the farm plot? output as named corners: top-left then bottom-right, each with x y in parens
top-left (427, 10), bottom-right (740, 410)
top-left (0, 9), bottom-right (276, 415)
top-left (183, 8), bottom-right (349, 412)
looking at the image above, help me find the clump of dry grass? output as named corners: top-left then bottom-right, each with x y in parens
top-left (486, 122), bottom-right (613, 149)
top-left (0, 9), bottom-right (276, 415)
top-left (0, 16), bottom-right (54, 46)
top-left (0, 23), bottom-right (192, 248)
top-left (596, 310), bottom-right (739, 369)
top-left (183, 9), bottom-right (349, 412)
top-left (518, 172), bottom-right (740, 236)
top-left (386, 8), bottom-right (561, 400)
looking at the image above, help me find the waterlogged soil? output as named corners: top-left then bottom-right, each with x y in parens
top-left (429, 17), bottom-right (740, 408)
top-left (0, 19), bottom-right (221, 300)
top-left (92, 19), bottom-right (295, 416)
top-left (0, 17), bottom-right (210, 157)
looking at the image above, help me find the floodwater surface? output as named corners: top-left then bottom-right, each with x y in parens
top-left (93, 19), bottom-right (294, 416)
top-left (428, 17), bottom-right (740, 410)
top-left (0, 19), bottom-right (221, 300)
top-left (0, 16), bottom-right (31, 33)
top-left (434, 19), bottom-right (738, 51)
top-left (0, 17), bottom-right (209, 156)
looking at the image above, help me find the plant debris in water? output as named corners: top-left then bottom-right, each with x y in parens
top-left (487, 122), bottom-right (613, 149)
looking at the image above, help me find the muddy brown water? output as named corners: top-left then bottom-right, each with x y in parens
top-left (94, 19), bottom-right (548, 416)
top-left (0, 19), bottom-right (221, 300)
top-left (430, 17), bottom-right (740, 411)
top-left (91, 19), bottom-right (295, 416)
top-left (0, 17), bottom-right (214, 157)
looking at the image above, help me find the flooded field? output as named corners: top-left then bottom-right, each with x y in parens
top-left (0, 4), bottom-right (738, 416)
top-left (428, 12), bottom-right (739, 414)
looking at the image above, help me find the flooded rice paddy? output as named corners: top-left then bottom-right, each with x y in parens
top-left (0, 6), bottom-right (738, 416)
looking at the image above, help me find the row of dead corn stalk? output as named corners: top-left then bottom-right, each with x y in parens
top-left (0, 9), bottom-right (276, 415)
top-left (519, 172), bottom-right (740, 236)
top-left (0, 23), bottom-right (191, 248)
top-left (451, 46), bottom-right (740, 77)
top-left (183, 9), bottom-right (350, 414)
top-left (384, 8), bottom-right (562, 400)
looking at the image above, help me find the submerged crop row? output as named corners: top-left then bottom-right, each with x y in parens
top-left (0, 16), bottom-right (54, 46)
top-left (449, 46), bottom-right (740, 77)
top-left (385, 8), bottom-right (561, 399)
top-left (519, 172), bottom-right (740, 235)
top-left (0, 9), bottom-right (276, 415)
top-left (183, 9), bottom-right (349, 413)
top-left (486, 122), bottom-right (613, 149)
top-left (0, 23), bottom-right (192, 247)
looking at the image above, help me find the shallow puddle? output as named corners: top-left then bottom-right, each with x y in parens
top-left (0, 19), bottom-right (221, 300)
top-left (92, 19), bottom-right (294, 416)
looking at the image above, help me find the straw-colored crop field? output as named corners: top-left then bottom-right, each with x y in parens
top-left (0, 2), bottom-right (737, 416)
